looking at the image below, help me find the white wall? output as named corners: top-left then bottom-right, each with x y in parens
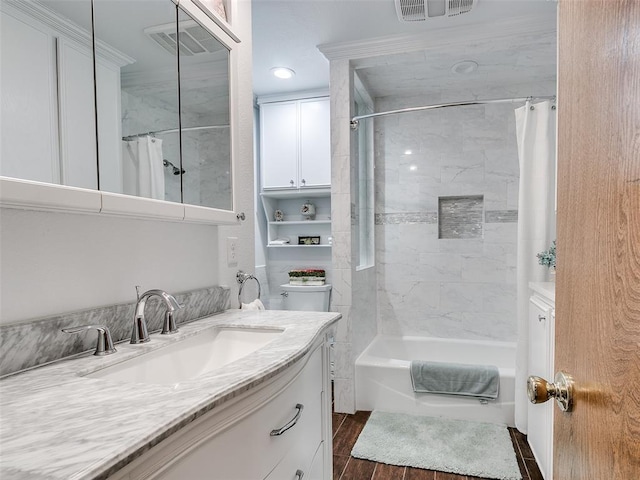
top-left (329, 59), bottom-right (378, 414)
top-left (217, 0), bottom-right (255, 309)
top-left (0, 0), bottom-right (255, 325)
top-left (0, 210), bottom-right (218, 324)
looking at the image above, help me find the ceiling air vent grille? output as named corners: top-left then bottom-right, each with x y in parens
top-left (144, 20), bottom-right (222, 56)
top-left (395, 0), bottom-right (477, 22)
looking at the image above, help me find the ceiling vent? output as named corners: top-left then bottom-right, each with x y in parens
top-left (395, 0), bottom-right (477, 22)
top-left (144, 20), bottom-right (223, 56)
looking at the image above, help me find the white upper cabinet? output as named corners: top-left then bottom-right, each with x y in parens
top-left (260, 97), bottom-right (330, 190)
top-left (299, 98), bottom-right (331, 188)
top-left (261, 101), bottom-right (298, 189)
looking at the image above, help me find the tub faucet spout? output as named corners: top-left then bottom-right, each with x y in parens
top-left (130, 286), bottom-right (183, 344)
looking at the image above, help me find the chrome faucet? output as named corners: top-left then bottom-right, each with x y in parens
top-left (130, 286), bottom-right (183, 344)
top-left (62, 324), bottom-right (117, 356)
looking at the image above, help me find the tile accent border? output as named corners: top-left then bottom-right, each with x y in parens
top-left (375, 209), bottom-right (519, 227)
top-left (375, 212), bottom-right (438, 225)
top-left (485, 209), bottom-right (519, 223)
top-left (0, 286), bottom-right (230, 377)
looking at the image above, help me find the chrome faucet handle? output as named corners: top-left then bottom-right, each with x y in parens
top-left (62, 325), bottom-right (117, 356)
top-left (135, 285), bottom-right (142, 301)
top-left (161, 292), bottom-right (183, 334)
top-left (162, 311), bottom-right (178, 335)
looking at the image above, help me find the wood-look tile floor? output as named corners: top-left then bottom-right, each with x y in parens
top-left (332, 411), bottom-right (544, 480)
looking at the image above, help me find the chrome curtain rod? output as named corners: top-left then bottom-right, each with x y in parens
top-left (350, 95), bottom-right (556, 130)
top-left (123, 124), bottom-right (229, 140)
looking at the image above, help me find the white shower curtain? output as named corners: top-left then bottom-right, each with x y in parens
top-left (514, 100), bottom-right (557, 433)
top-left (122, 136), bottom-right (165, 200)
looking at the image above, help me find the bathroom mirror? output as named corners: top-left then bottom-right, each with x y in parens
top-left (0, 0), bottom-right (97, 188)
top-left (93, 0), bottom-right (181, 201)
top-left (94, 0), bottom-right (232, 210)
top-left (0, 0), bottom-right (235, 216)
top-left (177, 6), bottom-right (232, 210)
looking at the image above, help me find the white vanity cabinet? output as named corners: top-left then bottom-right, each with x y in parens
top-left (111, 338), bottom-right (333, 480)
top-left (260, 97), bottom-right (331, 190)
top-left (527, 282), bottom-right (555, 480)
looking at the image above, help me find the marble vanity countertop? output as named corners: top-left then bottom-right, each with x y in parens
top-left (0, 309), bottom-right (341, 480)
top-left (529, 281), bottom-right (556, 303)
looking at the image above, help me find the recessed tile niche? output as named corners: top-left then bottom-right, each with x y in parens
top-left (438, 195), bottom-right (484, 239)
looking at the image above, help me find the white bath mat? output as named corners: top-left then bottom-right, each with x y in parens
top-left (351, 411), bottom-right (522, 480)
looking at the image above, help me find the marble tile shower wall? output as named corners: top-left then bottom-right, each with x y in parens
top-left (0, 286), bottom-right (230, 377)
top-left (122, 92), bottom-right (231, 208)
top-left (374, 92), bottom-right (531, 342)
top-left (122, 91), bottom-right (183, 203)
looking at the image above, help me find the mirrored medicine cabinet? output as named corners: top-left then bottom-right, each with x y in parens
top-left (0, 0), bottom-right (237, 220)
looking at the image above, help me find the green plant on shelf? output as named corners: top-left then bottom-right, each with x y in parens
top-left (537, 240), bottom-right (556, 269)
top-left (288, 269), bottom-right (325, 278)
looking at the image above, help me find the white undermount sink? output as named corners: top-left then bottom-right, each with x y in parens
top-left (87, 327), bottom-right (283, 386)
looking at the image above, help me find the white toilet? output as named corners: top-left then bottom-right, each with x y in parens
top-left (280, 284), bottom-right (332, 312)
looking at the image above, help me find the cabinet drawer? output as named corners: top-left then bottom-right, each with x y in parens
top-left (154, 347), bottom-right (323, 480)
top-left (264, 440), bottom-right (324, 480)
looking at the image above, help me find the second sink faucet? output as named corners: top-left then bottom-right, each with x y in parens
top-left (130, 286), bottom-right (183, 344)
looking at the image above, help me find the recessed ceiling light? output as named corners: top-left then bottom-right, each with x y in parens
top-left (271, 67), bottom-right (295, 79)
top-left (409, 165), bottom-right (418, 171)
top-left (404, 149), bottom-right (413, 155)
top-left (450, 60), bottom-right (478, 75)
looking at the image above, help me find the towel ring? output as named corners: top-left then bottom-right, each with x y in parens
top-left (236, 271), bottom-right (261, 308)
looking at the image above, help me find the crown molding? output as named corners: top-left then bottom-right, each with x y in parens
top-left (256, 89), bottom-right (330, 105)
top-left (3, 0), bottom-right (134, 67)
top-left (318, 14), bottom-right (556, 64)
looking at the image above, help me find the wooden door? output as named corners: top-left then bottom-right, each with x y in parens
top-left (555, 0), bottom-right (640, 478)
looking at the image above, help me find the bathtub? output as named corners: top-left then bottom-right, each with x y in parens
top-left (355, 335), bottom-right (516, 426)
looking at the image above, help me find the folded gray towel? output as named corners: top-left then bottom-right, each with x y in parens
top-left (410, 361), bottom-right (500, 399)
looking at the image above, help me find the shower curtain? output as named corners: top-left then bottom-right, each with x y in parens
top-left (122, 136), bottom-right (165, 200)
top-left (514, 100), bottom-right (557, 433)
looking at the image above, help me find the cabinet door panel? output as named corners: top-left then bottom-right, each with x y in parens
top-left (57, 38), bottom-right (98, 189)
top-left (261, 102), bottom-right (298, 189)
top-left (299, 99), bottom-right (330, 187)
top-left (527, 296), bottom-right (553, 479)
top-left (0, 10), bottom-right (59, 183)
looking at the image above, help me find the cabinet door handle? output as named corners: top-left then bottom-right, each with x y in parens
top-left (301, 179), bottom-right (306, 186)
top-left (270, 403), bottom-right (304, 436)
top-left (538, 314), bottom-right (546, 322)
top-left (290, 180), bottom-right (295, 186)
top-left (295, 469), bottom-right (304, 480)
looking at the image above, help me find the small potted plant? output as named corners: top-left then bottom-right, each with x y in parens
top-left (537, 240), bottom-right (556, 279)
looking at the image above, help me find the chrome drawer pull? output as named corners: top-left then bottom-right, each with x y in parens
top-left (295, 469), bottom-right (304, 479)
top-left (270, 403), bottom-right (304, 436)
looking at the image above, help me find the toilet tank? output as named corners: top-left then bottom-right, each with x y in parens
top-left (280, 284), bottom-right (332, 312)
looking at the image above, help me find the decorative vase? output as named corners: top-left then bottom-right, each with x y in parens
top-left (301, 201), bottom-right (316, 220)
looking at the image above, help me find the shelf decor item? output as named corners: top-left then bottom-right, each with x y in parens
top-left (298, 235), bottom-right (320, 245)
top-left (536, 240), bottom-right (556, 269)
top-left (537, 240), bottom-right (556, 281)
top-left (289, 269), bottom-right (326, 285)
top-left (274, 209), bottom-right (284, 221)
top-left (301, 201), bottom-right (316, 220)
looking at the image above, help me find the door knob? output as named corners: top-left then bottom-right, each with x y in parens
top-left (527, 371), bottom-right (575, 412)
